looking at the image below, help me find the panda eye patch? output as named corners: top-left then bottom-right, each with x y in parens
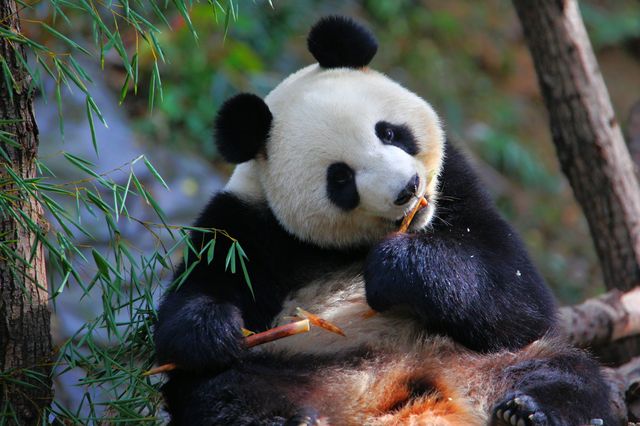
top-left (327, 162), bottom-right (359, 211)
top-left (375, 121), bottom-right (418, 156)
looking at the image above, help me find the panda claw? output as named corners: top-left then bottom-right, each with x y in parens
top-left (490, 392), bottom-right (549, 426)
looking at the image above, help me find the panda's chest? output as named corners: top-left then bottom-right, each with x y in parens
top-left (260, 268), bottom-right (423, 355)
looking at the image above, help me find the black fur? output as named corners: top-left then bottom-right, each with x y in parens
top-left (155, 14), bottom-right (615, 426)
top-left (375, 121), bottom-right (419, 156)
top-left (364, 143), bottom-right (557, 352)
top-left (326, 162), bottom-right (359, 211)
top-left (491, 351), bottom-right (617, 426)
top-left (155, 143), bottom-right (552, 370)
top-left (160, 344), bottom-right (616, 426)
top-left (214, 93), bottom-right (272, 163)
top-left (154, 192), bottom-right (365, 373)
top-left (307, 16), bottom-right (378, 69)
top-left (394, 173), bottom-right (420, 206)
top-left (155, 142), bottom-right (614, 424)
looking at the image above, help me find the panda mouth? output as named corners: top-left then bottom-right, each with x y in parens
top-left (393, 193), bottom-right (429, 226)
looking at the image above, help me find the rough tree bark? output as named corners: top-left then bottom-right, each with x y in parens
top-left (0, 1), bottom-right (53, 424)
top-left (512, 0), bottom-right (640, 365)
top-left (560, 287), bottom-right (640, 348)
top-left (512, 0), bottom-right (640, 293)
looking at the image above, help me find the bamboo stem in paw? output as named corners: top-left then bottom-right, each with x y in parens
top-left (245, 319), bottom-right (310, 347)
top-left (144, 319), bottom-right (311, 376)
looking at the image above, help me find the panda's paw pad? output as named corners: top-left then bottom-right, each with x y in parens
top-left (492, 393), bottom-right (548, 426)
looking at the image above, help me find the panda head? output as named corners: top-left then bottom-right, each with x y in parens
top-left (216, 16), bottom-right (445, 249)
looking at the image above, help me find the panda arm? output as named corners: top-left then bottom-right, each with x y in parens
top-left (364, 144), bottom-right (557, 352)
top-left (154, 281), bottom-right (246, 372)
top-left (154, 193), bottom-right (277, 372)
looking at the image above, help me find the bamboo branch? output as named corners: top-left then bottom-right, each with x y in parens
top-left (244, 318), bottom-right (310, 348)
top-left (144, 319), bottom-right (310, 376)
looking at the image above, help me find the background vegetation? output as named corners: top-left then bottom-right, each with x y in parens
top-left (103, 0), bottom-right (640, 301)
top-left (2, 0), bottom-right (639, 423)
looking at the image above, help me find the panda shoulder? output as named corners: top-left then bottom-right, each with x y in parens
top-left (437, 141), bottom-right (495, 212)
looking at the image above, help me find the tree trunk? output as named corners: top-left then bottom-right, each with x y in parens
top-left (512, 0), bottom-right (640, 364)
top-left (512, 0), bottom-right (640, 292)
top-left (0, 1), bottom-right (53, 424)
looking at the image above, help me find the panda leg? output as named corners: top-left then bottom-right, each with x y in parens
top-left (167, 364), bottom-right (322, 426)
top-left (489, 352), bottom-right (618, 426)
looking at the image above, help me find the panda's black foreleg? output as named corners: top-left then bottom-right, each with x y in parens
top-left (363, 231), bottom-right (556, 353)
top-left (165, 358), bottom-right (322, 426)
top-left (489, 351), bottom-right (620, 426)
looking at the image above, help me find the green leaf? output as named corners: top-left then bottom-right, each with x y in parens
top-left (206, 238), bottom-right (216, 264)
top-left (87, 95), bottom-right (107, 127)
top-left (85, 96), bottom-right (98, 156)
top-left (143, 157), bottom-right (169, 189)
top-left (92, 249), bottom-right (110, 278)
top-left (63, 152), bottom-right (110, 187)
top-left (55, 79), bottom-right (64, 139)
top-left (130, 171), bottom-right (149, 203)
top-left (225, 241), bottom-right (236, 273)
top-left (238, 250), bottom-right (254, 299)
top-left (0, 57), bottom-right (15, 103)
top-left (42, 22), bottom-right (91, 55)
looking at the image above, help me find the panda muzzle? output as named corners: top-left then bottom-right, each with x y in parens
top-left (393, 174), bottom-right (420, 206)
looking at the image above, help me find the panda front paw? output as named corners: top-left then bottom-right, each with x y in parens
top-left (490, 393), bottom-right (548, 426)
top-left (154, 297), bottom-right (246, 372)
top-left (364, 232), bottom-right (415, 313)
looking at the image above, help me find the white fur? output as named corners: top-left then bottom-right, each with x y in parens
top-left (224, 65), bottom-right (445, 248)
top-left (262, 267), bottom-right (426, 355)
top-left (225, 162), bottom-right (264, 201)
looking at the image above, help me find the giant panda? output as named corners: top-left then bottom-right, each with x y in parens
top-left (154, 16), bottom-right (618, 426)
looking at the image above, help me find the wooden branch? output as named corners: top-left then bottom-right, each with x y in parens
top-left (560, 287), bottom-right (640, 348)
top-left (512, 0), bottom-right (640, 293)
top-left (602, 356), bottom-right (640, 421)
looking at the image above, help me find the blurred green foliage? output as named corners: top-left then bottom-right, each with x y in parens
top-left (582, 1), bottom-right (640, 47)
top-left (126, 0), bottom-right (640, 303)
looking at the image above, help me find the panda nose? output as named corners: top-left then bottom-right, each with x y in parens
top-left (394, 174), bottom-right (420, 206)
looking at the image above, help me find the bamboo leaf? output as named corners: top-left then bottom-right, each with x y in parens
top-left (238, 251), bottom-right (254, 299)
top-left (225, 241), bottom-right (236, 273)
top-left (206, 238), bottom-right (216, 264)
top-left (85, 96), bottom-right (99, 156)
top-left (92, 249), bottom-right (110, 278)
top-left (42, 23), bottom-right (91, 55)
top-left (143, 157), bottom-right (168, 189)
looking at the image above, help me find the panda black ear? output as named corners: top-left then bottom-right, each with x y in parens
top-left (214, 93), bottom-right (272, 164)
top-left (307, 15), bottom-right (378, 69)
